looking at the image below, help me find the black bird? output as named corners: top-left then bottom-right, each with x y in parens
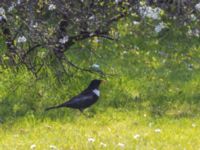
top-left (45, 79), bottom-right (103, 112)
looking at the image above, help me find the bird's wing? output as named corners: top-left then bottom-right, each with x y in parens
top-left (64, 90), bottom-right (95, 107)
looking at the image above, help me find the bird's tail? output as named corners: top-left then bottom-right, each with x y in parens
top-left (45, 104), bottom-right (65, 111)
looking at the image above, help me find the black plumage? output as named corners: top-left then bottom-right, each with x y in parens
top-left (45, 79), bottom-right (103, 112)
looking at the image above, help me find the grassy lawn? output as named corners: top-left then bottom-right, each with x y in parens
top-left (1, 110), bottom-right (200, 149)
top-left (0, 19), bottom-right (200, 149)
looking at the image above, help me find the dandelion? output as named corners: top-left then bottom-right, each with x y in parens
top-left (50, 145), bottom-right (57, 150)
top-left (59, 35), bottom-right (69, 44)
top-left (17, 36), bottom-right (27, 43)
top-left (88, 137), bottom-right (95, 143)
top-left (155, 22), bottom-right (166, 33)
top-left (48, 4), bottom-right (56, 11)
top-left (144, 114), bottom-right (147, 117)
top-left (118, 143), bottom-right (125, 148)
top-left (192, 123), bottom-right (196, 128)
top-left (92, 64), bottom-right (100, 68)
top-left (149, 122), bottom-right (153, 127)
top-left (100, 142), bottom-right (107, 147)
top-left (154, 128), bottom-right (161, 133)
top-left (133, 134), bottom-right (140, 139)
top-left (195, 2), bottom-right (200, 12)
top-left (30, 144), bottom-right (36, 149)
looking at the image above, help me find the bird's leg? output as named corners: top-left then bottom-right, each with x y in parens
top-left (79, 109), bottom-right (89, 117)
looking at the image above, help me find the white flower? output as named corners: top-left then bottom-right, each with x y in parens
top-left (49, 145), bottom-right (57, 150)
top-left (92, 64), bottom-right (99, 68)
top-left (190, 14), bottom-right (197, 21)
top-left (0, 7), bottom-right (5, 15)
top-left (195, 2), bottom-right (200, 12)
top-left (133, 134), bottom-right (140, 139)
top-left (139, 6), bottom-right (161, 20)
top-left (17, 36), bottom-right (27, 43)
top-left (32, 22), bottom-right (38, 28)
top-left (17, 0), bottom-right (21, 5)
top-left (154, 128), bottom-right (161, 133)
top-left (89, 15), bottom-right (95, 20)
top-left (48, 4), bottom-right (56, 11)
top-left (88, 137), bottom-right (95, 143)
top-left (115, 0), bottom-right (122, 4)
top-left (155, 22), bottom-right (166, 33)
top-left (59, 36), bottom-right (69, 44)
top-left (100, 142), bottom-right (107, 147)
top-left (193, 29), bottom-right (200, 37)
top-left (8, 3), bottom-right (16, 12)
top-left (192, 123), bottom-right (196, 128)
top-left (187, 29), bottom-right (192, 36)
top-left (133, 21), bottom-right (140, 25)
top-left (30, 144), bottom-right (36, 149)
top-left (118, 143), bottom-right (125, 148)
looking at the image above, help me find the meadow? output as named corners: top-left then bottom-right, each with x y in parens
top-left (0, 19), bottom-right (200, 149)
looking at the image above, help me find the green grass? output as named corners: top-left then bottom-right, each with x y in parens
top-left (0, 18), bottom-right (200, 149)
top-left (1, 110), bottom-right (200, 149)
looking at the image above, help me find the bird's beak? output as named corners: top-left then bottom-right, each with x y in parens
top-left (101, 80), bottom-right (106, 83)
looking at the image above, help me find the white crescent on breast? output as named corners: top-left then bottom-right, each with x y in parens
top-left (92, 89), bottom-right (100, 97)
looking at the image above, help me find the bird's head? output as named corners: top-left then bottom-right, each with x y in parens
top-left (88, 79), bottom-right (104, 89)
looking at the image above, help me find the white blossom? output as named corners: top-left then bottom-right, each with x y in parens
top-left (193, 29), bottom-right (200, 37)
top-left (92, 64), bottom-right (100, 68)
top-left (17, 0), bottom-right (21, 5)
top-left (133, 21), bottom-right (140, 25)
top-left (0, 7), bottom-right (5, 15)
top-left (17, 36), bottom-right (27, 43)
top-left (190, 14), bottom-right (197, 21)
top-left (89, 15), bottom-right (95, 20)
top-left (30, 144), bottom-right (36, 149)
top-left (59, 36), bottom-right (69, 44)
top-left (8, 3), bottom-right (16, 12)
top-left (187, 29), bottom-right (192, 36)
top-left (195, 2), bottom-right (200, 12)
top-left (48, 4), bottom-right (56, 11)
top-left (187, 29), bottom-right (200, 37)
top-left (88, 137), bottom-right (95, 143)
top-left (155, 22), bottom-right (166, 33)
top-left (115, 0), bottom-right (122, 4)
top-left (32, 22), bottom-right (38, 28)
top-left (139, 6), bottom-right (161, 20)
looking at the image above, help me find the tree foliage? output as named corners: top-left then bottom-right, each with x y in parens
top-left (0, 0), bottom-right (199, 78)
